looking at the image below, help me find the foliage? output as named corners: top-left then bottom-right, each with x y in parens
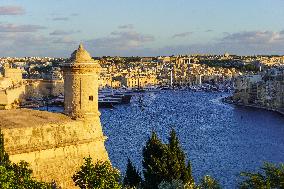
top-left (124, 57), bottom-right (141, 63)
top-left (242, 64), bottom-right (259, 72)
top-left (199, 59), bottom-right (259, 72)
top-left (123, 158), bottom-right (142, 188)
top-left (142, 129), bottom-right (194, 189)
top-left (142, 131), bottom-right (167, 189)
top-left (0, 129), bottom-right (54, 189)
top-left (0, 131), bottom-right (10, 166)
top-left (0, 161), bottom-right (55, 189)
top-left (158, 179), bottom-right (197, 189)
top-left (196, 175), bottom-right (221, 189)
top-left (158, 179), bottom-right (185, 189)
top-left (72, 157), bottom-right (122, 189)
top-left (239, 162), bottom-right (284, 189)
top-left (167, 130), bottom-right (194, 185)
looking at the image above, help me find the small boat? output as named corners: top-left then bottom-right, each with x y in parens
top-left (99, 89), bottom-right (132, 105)
top-left (105, 93), bottom-right (132, 104)
top-left (98, 99), bottom-right (115, 108)
top-left (23, 104), bottom-right (40, 108)
top-left (144, 86), bottom-right (161, 93)
top-left (48, 98), bottom-right (64, 106)
top-left (131, 88), bottom-right (146, 93)
top-left (103, 96), bottom-right (122, 104)
top-left (159, 86), bottom-right (171, 90)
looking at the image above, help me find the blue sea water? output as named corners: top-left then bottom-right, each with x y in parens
top-left (99, 90), bottom-right (284, 188)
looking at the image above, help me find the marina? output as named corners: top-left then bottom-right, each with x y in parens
top-left (33, 90), bottom-right (284, 188)
top-left (100, 90), bottom-right (284, 188)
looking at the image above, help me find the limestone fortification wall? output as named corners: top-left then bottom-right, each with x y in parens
top-left (25, 79), bottom-right (64, 98)
top-left (3, 67), bottom-right (22, 84)
top-left (0, 45), bottom-right (109, 189)
top-left (0, 85), bottom-right (25, 109)
top-left (0, 109), bottom-right (109, 189)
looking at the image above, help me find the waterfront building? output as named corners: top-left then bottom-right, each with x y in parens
top-left (233, 67), bottom-right (284, 112)
top-left (98, 68), bottom-right (121, 89)
top-left (99, 75), bottom-right (121, 89)
top-left (173, 57), bottom-right (191, 86)
top-left (121, 74), bottom-right (158, 88)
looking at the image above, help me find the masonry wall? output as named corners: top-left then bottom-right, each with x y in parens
top-left (0, 85), bottom-right (25, 109)
top-left (64, 70), bottom-right (99, 118)
top-left (25, 79), bottom-right (64, 98)
top-left (2, 117), bottom-right (109, 189)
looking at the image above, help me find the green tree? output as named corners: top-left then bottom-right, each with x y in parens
top-left (0, 129), bottom-right (54, 189)
top-left (197, 175), bottom-right (221, 189)
top-left (167, 129), bottom-right (194, 185)
top-left (0, 131), bottom-right (10, 166)
top-left (142, 132), bottom-right (167, 189)
top-left (142, 130), bottom-right (194, 189)
top-left (239, 162), bottom-right (284, 189)
top-left (123, 158), bottom-right (142, 188)
top-left (158, 179), bottom-right (185, 189)
top-left (72, 157), bottom-right (122, 189)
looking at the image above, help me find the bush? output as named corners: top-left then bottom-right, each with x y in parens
top-left (123, 158), bottom-right (142, 188)
top-left (0, 129), bottom-right (54, 189)
top-left (239, 162), bottom-right (284, 189)
top-left (72, 157), bottom-right (122, 189)
top-left (142, 129), bottom-right (194, 189)
top-left (197, 175), bottom-right (221, 189)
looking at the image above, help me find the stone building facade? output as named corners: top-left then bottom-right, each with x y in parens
top-left (232, 67), bottom-right (284, 112)
top-left (120, 74), bottom-right (158, 88)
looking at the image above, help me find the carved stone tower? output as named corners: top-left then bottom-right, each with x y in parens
top-left (0, 44), bottom-right (108, 189)
top-left (62, 44), bottom-right (101, 119)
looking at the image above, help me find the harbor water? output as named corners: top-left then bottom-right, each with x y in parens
top-left (35, 90), bottom-right (284, 188)
top-left (100, 90), bottom-right (284, 188)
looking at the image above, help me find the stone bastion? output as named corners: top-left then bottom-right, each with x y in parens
top-left (0, 108), bottom-right (109, 188)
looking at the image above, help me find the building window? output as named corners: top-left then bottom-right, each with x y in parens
top-left (89, 96), bottom-right (93, 101)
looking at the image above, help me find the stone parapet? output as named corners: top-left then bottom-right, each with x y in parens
top-left (0, 109), bottom-right (109, 188)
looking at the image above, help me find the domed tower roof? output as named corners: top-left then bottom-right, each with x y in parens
top-left (69, 43), bottom-right (94, 63)
top-left (62, 43), bottom-right (101, 72)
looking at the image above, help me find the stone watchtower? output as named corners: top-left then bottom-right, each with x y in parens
top-left (0, 44), bottom-right (109, 189)
top-left (62, 44), bottom-right (101, 119)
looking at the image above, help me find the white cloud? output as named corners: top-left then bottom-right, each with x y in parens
top-left (50, 30), bottom-right (80, 35)
top-left (0, 23), bottom-right (46, 32)
top-left (0, 32), bottom-right (74, 57)
top-left (172, 32), bottom-right (193, 38)
top-left (0, 6), bottom-right (25, 15)
top-left (205, 29), bottom-right (213, 32)
top-left (221, 31), bottom-right (284, 44)
top-left (118, 24), bottom-right (134, 29)
top-left (86, 30), bottom-right (155, 50)
top-left (52, 17), bottom-right (69, 21)
top-left (52, 36), bottom-right (77, 45)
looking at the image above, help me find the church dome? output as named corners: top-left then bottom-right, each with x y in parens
top-left (70, 43), bottom-right (93, 63)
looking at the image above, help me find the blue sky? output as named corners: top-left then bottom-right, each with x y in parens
top-left (0, 0), bottom-right (284, 57)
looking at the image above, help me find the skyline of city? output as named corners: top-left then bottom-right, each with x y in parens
top-left (1, 5), bottom-right (284, 187)
top-left (1, 0), bottom-right (284, 57)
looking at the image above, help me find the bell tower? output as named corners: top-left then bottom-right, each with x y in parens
top-left (62, 44), bottom-right (101, 119)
